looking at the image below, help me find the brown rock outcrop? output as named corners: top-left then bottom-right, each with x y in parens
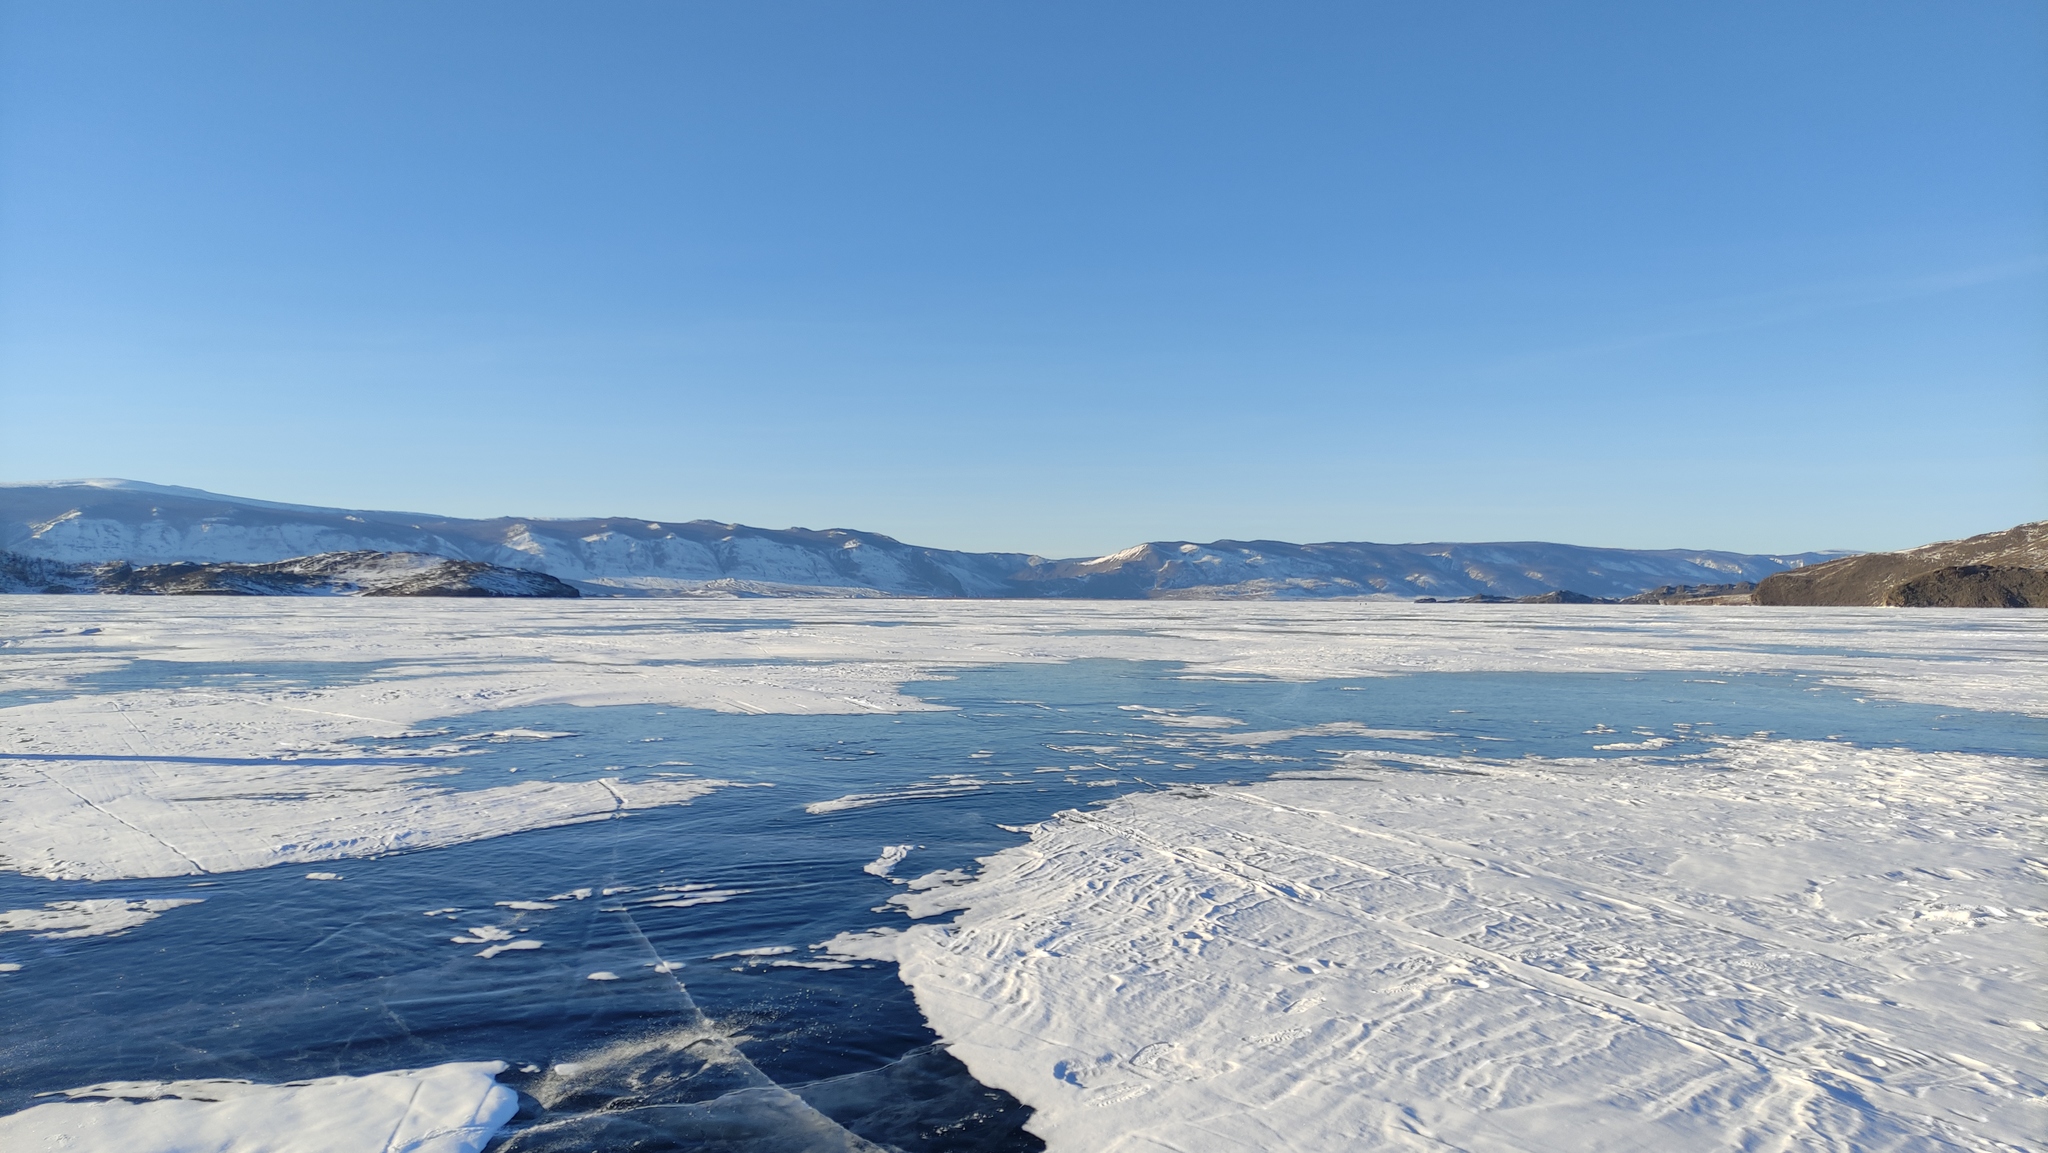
top-left (1884, 565), bottom-right (2048, 608)
top-left (1753, 522), bottom-right (2046, 607)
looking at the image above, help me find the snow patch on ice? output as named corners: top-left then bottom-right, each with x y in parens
top-left (806, 777), bottom-right (999, 814)
top-left (0, 898), bottom-right (204, 940)
top-left (1207, 721), bottom-right (1447, 745)
top-left (0, 1061), bottom-right (517, 1153)
top-left (476, 939), bottom-right (542, 959)
top-left (1594, 736), bottom-right (1676, 750)
top-left (815, 928), bottom-right (903, 963)
top-left (0, 760), bottom-right (730, 882)
top-left (862, 843), bottom-right (917, 878)
top-left (478, 728), bottom-right (574, 741)
top-left (636, 885), bottom-right (748, 909)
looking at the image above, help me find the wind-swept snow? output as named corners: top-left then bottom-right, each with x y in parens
top-left (886, 740), bottom-right (2047, 1152)
top-left (0, 1061), bottom-right (518, 1153)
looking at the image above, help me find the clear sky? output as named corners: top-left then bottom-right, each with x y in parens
top-left (2, 2), bottom-right (2042, 557)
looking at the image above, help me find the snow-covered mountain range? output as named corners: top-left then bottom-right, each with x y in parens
top-left (0, 479), bottom-right (1847, 600)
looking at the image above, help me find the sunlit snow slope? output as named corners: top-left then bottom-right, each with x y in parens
top-left (1, 479), bottom-right (1843, 599)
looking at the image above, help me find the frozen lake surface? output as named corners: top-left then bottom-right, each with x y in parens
top-left (0, 601), bottom-right (2042, 1151)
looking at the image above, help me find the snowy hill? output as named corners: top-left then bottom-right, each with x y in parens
top-left (0, 480), bottom-right (1034, 597)
top-left (0, 480), bottom-right (1846, 600)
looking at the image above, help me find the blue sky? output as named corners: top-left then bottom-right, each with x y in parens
top-left (2, 2), bottom-right (2041, 557)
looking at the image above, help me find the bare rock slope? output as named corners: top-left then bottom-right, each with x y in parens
top-left (1885, 564), bottom-right (2048, 608)
top-left (1753, 522), bottom-right (2047, 607)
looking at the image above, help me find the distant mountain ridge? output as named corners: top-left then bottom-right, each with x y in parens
top-left (0, 479), bottom-right (1850, 601)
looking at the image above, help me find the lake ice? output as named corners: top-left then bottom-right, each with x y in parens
top-left (0, 600), bottom-right (2041, 1151)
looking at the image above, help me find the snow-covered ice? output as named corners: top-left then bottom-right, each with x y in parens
top-left (0, 1061), bottom-right (517, 1153)
top-left (2, 759), bottom-right (728, 881)
top-left (0, 896), bottom-right (204, 939)
top-left (862, 843), bottom-right (917, 878)
top-left (8, 598), bottom-right (2038, 881)
top-left (2, 596), bottom-right (2043, 1151)
top-left (887, 738), bottom-right (2046, 1151)
top-left (476, 938), bottom-right (543, 959)
top-left (806, 776), bottom-right (1004, 814)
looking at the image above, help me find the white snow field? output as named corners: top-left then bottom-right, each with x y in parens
top-left (2, 597), bottom-right (2044, 1150)
top-left (0, 1061), bottom-right (518, 1153)
top-left (883, 739), bottom-right (2045, 1151)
